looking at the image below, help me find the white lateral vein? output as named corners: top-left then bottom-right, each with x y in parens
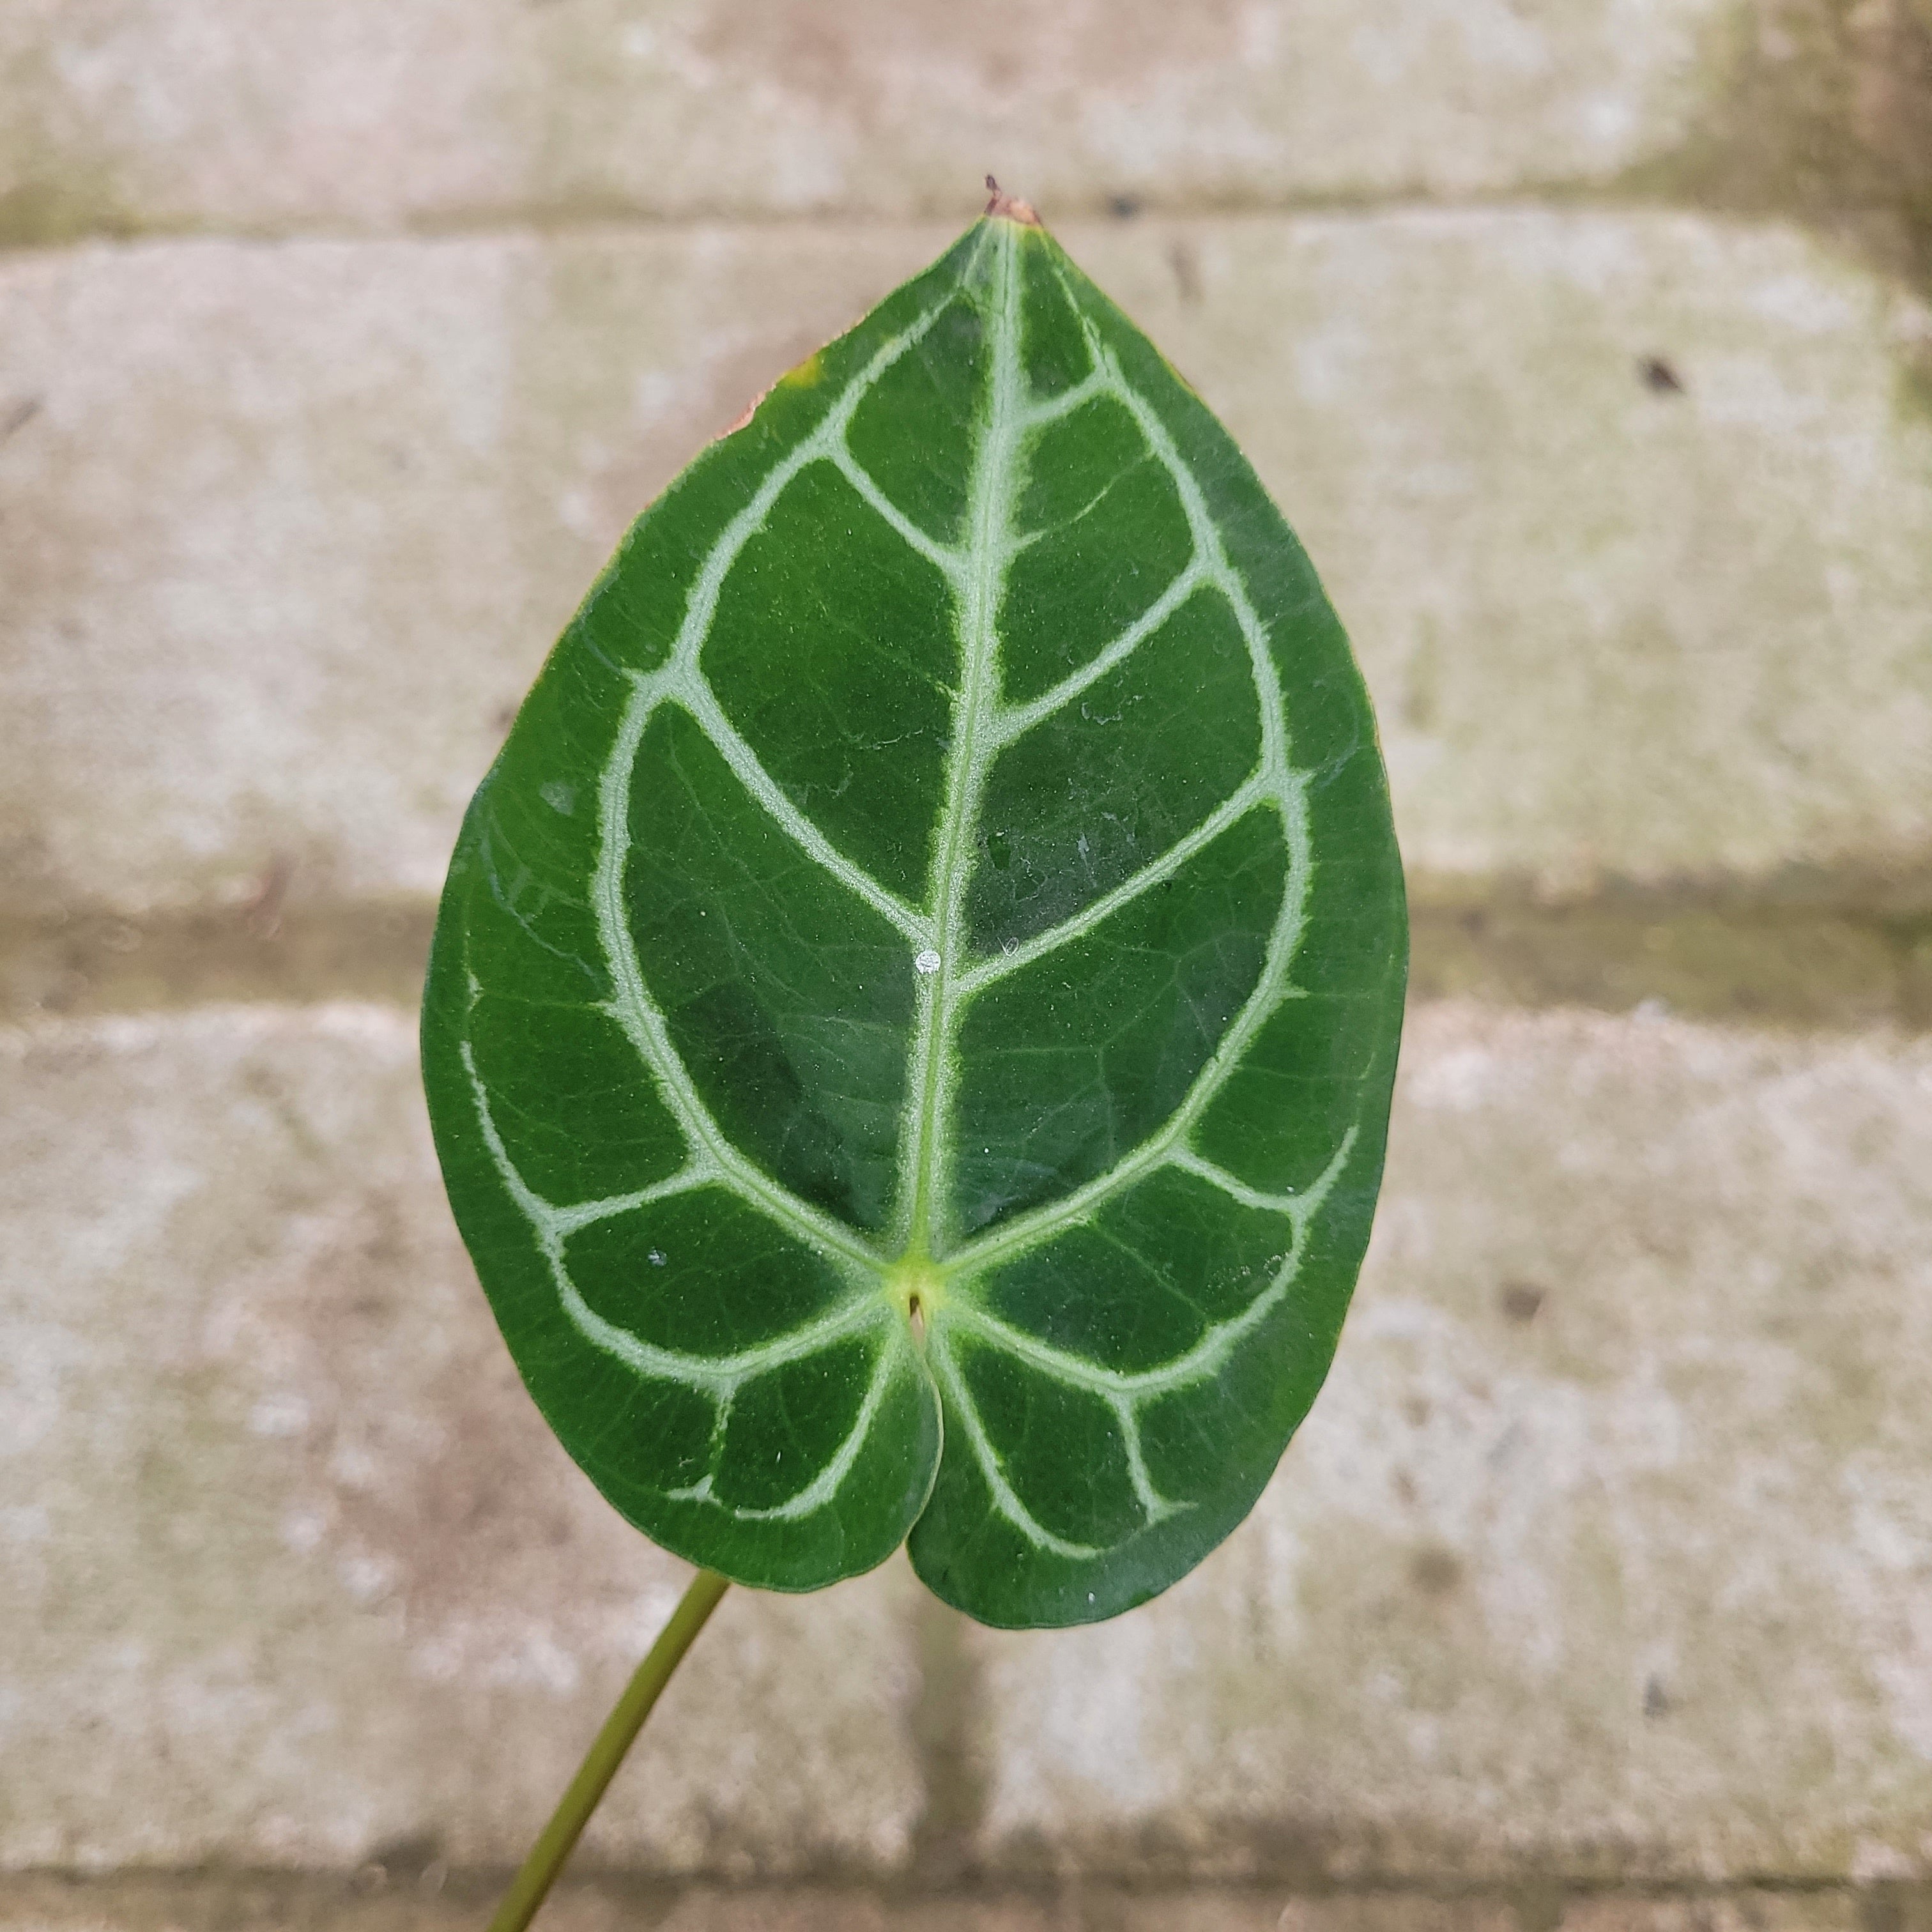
top-left (1167, 1144), bottom-right (1328, 1222)
top-left (546, 1169), bottom-right (717, 1236)
top-left (1020, 365), bottom-right (1110, 427)
top-left (461, 1040), bottom-right (887, 1388)
top-left (954, 773), bottom-right (1268, 998)
top-left (679, 671), bottom-right (933, 944)
top-left (588, 303), bottom-right (956, 1273)
top-left (829, 445), bottom-right (968, 582)
top-left (929, 287), bottom-right (1321, 1277)
top-left (723, 1340), bottom-right (905, 1521)
top-left (987, 558), bottom-right (1206, 749)
top-left (930, 1331), bottom-right (1100, 1560)
top-left (593, 678), bottom-right (882, 1271)
top-left (1111, 1392), bottom-right (1185, 1527)
top-left (1097, 342), bottom-right (1293, 781)
top-left (939, 785), bottom-right (1311, 1276)
top-left (940, 1126), bottom-right (1359, 1403)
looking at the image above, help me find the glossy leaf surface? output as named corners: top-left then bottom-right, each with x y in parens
top-left (421, 210), bottom-right (1406, 1628)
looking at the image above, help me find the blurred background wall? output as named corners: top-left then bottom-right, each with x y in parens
top-left (3, 3), bottom-right (1931, 1928)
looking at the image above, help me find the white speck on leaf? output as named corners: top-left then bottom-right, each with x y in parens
top-left (539, 781), bottom-right (576, 816)
top-left (647, 1249), bottom-right (667, 1266)
top-left (914, 948), bottom-right (942, 975)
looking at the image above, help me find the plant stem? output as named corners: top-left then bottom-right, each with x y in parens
top-left (486, 1568), bottom-right (730, 1932)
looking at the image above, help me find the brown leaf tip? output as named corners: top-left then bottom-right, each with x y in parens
top-left (983, 173), bottom-right (1041, 226)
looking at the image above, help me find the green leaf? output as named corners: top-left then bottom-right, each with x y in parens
top-left (421, 208), bottom-right (1407, 1629)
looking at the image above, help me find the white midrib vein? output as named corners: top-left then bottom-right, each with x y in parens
top-left (899, 218), bottom-right (1027, 1259)
top-left (585, 310), bottom-right (963, 1282)
top-left (463, 224), bottom-right (1352, 1547)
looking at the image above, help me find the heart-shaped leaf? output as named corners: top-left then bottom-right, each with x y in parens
top-left (421, 207), bottom-right (1406, 1629)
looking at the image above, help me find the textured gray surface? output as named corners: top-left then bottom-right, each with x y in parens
top-left (0, 1878), bottom-right (1889, 1932)
top-left (4, 216), bottom-right (1926, 921)
top-left (6, 0), bottom-right (1932, 1896)
top-left (0, 1006), bottom-right (921, 1873)
top-left (0, 0), bottom-right (1726, 233)
top-left (4, 1005), bottom-right (1928, 1875)
top-left (970, 1005), bottom-right (1932, 1882)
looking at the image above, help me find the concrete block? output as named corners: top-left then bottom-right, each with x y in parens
top-left (1556, 1896), bottom-right (1867, 1932)
top-left (1069, 212), bottom-right (1932, 900)
top-left (1158, 1899), bottom-right (1518, 1932)
top-left (0, 0), bottom-right (1729, 236)
top-left (0, 1885), bottom-right (1889, 1932)
top-left (506, 0), bottom-right (1731, 220)
top-left (4, 214), bottom-right (1928, 933)
top-left (0, 1004), bottom-right (923, 1872)
top-left (0, 229), bottom-right (910, 920)
top-left (967, 1005), bottom-right (1932, 1882)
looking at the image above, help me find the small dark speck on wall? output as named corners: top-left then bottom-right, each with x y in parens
top-left (1169, 239), bottom-right (1202, 303)
top-left (1409, 1545), bottom-right (1465, 1597)
top-left (1500, 1281), bottom-right (1546, 1324)
top-left (0, 394), bottom-right (42, 443)
top-left (1637, 354), bottom-right (1687, 394)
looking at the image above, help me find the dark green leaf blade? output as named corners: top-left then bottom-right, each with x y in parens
top-left (421, 209), bottom-right (1405, 1621)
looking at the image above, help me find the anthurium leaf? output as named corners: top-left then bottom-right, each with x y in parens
top-left (420, 204), bottom-right (1406, 1630)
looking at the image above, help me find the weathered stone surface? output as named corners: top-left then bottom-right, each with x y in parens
top-left (0, 1005), bottom-right (923, 1872)
top-left (0, 0), bottom-right (1729, 236)
top-left (1072, 212), bottom-right (1932, 900)
top-left (0, 1881), bottom-right (1886, 1932)
top-left (9, 1004), bottom-right (1926, 1883)
top-left (0, 230), bottom-right (906, 920)
top-left (1404, 900), bottom-right (1910, 1031)
top-left (4, 214), bottom-right (1928, 931)
top-left (1557, 1897), bottom-right (1867, 1932)
top-left (968, 1005), bottom-right (1932, 1882)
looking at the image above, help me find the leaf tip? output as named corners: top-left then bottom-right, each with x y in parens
top-left (983, 173), bottom-right (1042, 227)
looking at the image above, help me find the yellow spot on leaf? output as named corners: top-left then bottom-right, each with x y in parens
top-left (779, 351), bottom-right (825, 390)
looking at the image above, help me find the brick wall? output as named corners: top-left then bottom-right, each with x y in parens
top-left (3, 4), bottom-right (1930, 1928)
